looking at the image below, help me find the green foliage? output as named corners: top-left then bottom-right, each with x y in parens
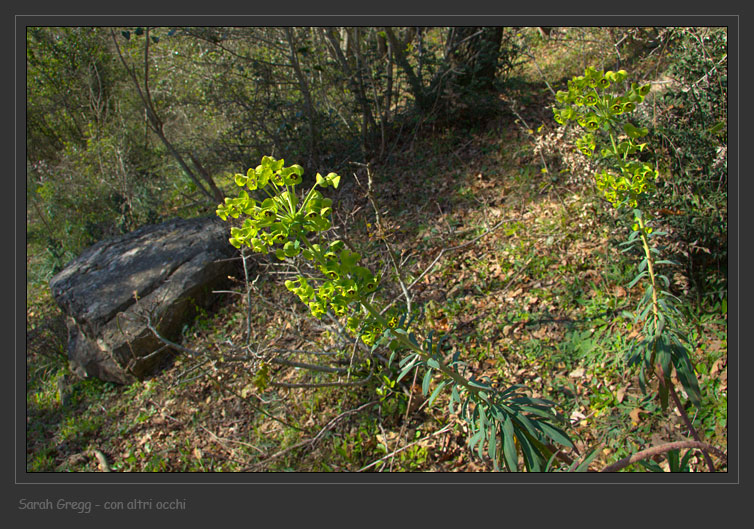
top-left (641, 27), bottom-right (727, 291)
top-left (26, 27), bottom-right (178, 283)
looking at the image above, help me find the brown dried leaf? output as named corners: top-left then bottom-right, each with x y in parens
top-left (629, 408), bottom-right (645, 425)
top-left (710, 358), bottom-right (725, 377)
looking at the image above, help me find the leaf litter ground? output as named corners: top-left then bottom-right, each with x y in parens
top-left (26, 119), bottom-right (727, 473)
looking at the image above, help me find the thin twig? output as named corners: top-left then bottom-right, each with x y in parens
top-left (362, 163), bottom-right (412, 315)
top-left (401, 216), bottom-right (514, 298)
top-left (244, 400), bottom-right (379, 471)
top-left (198, 423), bottom-right (265, 456)
top-left (390, 366), bottom-right (420, 472)
top-left (359, 423), bottom-right (454, 472)
top-left (271, 357), bottom-right (350, 374)
top-left (519, 49), bottom-right (557, 97)
top-left (270, 375), bottom-right (372, 389)
top-left (145, 319), bottom-right (206, 358)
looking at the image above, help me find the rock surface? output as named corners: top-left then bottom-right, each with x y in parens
top-left (49, 216), bottom-right (238, 384)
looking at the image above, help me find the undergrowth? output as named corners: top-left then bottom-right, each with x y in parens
top-left (25, 27), bottom-right (727, 473)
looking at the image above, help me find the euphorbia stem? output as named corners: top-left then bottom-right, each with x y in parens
top-left (637, 215), bottom-right (715, 472)
top-left (298, 232), bottom-right (471, 391)
top-left (358, 298), bottom-right (480, 398)
top-left (300, 228), bottom-right (481, 402)
top-left (636, 214), bottom-right (661, 366)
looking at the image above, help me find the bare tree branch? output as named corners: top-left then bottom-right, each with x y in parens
top-left (601, 440), bottom-right (727, 472)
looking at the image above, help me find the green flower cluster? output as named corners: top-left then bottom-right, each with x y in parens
top-left (594, 159), bottom-right (658, 209)
top-left (216, 155), bottom-right (341, 252)
top-left (553, 67), bottom-right (657, 209)
top-left (217, 156), bottom-right (380, 337)
top-left (284, 239), bottom-right (378, 320)
top-left (553, 67), bottom-right (650, 131)
top-left (345, 308), bottom-right (401, 347)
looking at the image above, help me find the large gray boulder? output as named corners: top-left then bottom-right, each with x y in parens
top-left (49, 216), bottom-right (238, 384)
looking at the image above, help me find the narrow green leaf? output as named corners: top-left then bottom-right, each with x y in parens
top-left (427, 381), bottom-right (447, 408)
top-left (680, 448), bottom-right (695, 469)
top-left (627, 271), bottom-right (647, 288)
top-left (673, 351), bottom-right (702, 408)
top-left (667, 449), bottom-right (680, 471)
top-left (424, 329), bottom-right (434, 353)
top-left (499, 384), bottom-right (528, 398)
top-left (396, 360), bottom-right (417, 382)
top-left (537, 421), bottom-right (574, 449)
top-left (517, 405), bottom-right (556, 419)
top-left (571, 445), bottom-right (602, 472)
top-left (513, 413), bottom-right (540, 438)
top-left (659, 380), bottom-right (670, 409)
top-left (511, 396), bottom-right (557, 407)
top-left (514, 429), bottom-right (540, 472)
top-left (502, 416), bottom-right (518, 472)
top-left (468, 378), bottom-right (492, 390)
top-left (426, 357), bottom-right (441, 369)
top-left (468, 428), bottom-right (484, 454)
top-left (421, 368), bottom-right (433, 396)
top-left (488, 427), bottom-right (498, 470)
top-left (398, 352), bottom-right (417, 367)
top-left (639, 459), bottom-right (664, 472)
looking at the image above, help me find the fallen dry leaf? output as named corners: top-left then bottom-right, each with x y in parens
top-left (629, 408), bottom-right (645, 425)
top-left (570, 410), bottom-right (587, 425)
top-left (710, 358), bottom-right (725, 377)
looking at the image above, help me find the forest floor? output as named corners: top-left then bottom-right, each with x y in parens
top-left (26, 115), bottom-right (728, 473)
top-left (25, 29), bottom-right (728, 473)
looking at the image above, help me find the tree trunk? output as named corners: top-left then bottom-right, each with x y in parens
top-left (322, 27), bottom-right (377, 153)
top-left (445, 26), bottom-right (503, 92)
top-left (383, 27), bottom-right (431, 112)
top-left (284, 27), bottom-right (318, 165)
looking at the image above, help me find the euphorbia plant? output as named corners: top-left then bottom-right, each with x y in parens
top-left (554, 67), bottom-right (704, 427)
top-left (217, 155), bottom-right (574, 471)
